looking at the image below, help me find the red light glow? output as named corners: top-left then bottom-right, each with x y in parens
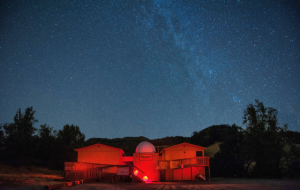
top-left (143, 176), bottom-right (151, 183)
top-left (134, 170), bottom-right (138, 176)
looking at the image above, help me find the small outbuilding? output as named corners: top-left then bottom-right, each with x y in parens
top-left (133, 141), bottom-right (160, 182)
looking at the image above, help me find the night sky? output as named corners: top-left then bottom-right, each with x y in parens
top-left (1, 0), bottom-right (299, 140)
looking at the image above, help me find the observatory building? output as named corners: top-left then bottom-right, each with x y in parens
top-left (133, 141), bottom-right (160, 181)
top-left (65, 141), bottom-right (210, 182)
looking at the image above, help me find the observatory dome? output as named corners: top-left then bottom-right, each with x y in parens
top-left (135, 141), bottom-right (156, 153)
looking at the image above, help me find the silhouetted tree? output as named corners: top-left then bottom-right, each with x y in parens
top-left (56, 124), bottom-right (85, 162)
top-left (242, 100), bottom-right (285, 178)
top-left (287, 144), bottom-right (300, 177)
top-left (284, 130), bottom-right (300, 144)
top-left (210, 124), bottom-right (248, 177)
top-left (39, 124), bottom-right (56, 139)
top-left (0, 125), bottom-right (4, 160)
top-left (0, 124), bottom-right (4, 146)
top-left (211, 100), bottom-right (290, 178)
top-left (2, 107), bottom-right (38, 162)
top-left (280, 124), bottom-right (300, 177)
top-left (35, 124), bottom-right (57, 167)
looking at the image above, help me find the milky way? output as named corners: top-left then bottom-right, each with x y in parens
top-left (0, 0), bottom-right (299, 139)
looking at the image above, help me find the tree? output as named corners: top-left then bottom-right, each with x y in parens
top-left (0, 125), bottom-right (4, 159)
top-left (211, 100), bottom-right (288, 178)
top-left (0, 124), bottom-right (4, 146)
top-left (287, 144), bottom-right (300, 177)
top-left (281, 125), bottom-right (300, 177)
top-left (39, 124), bottom-right (56, 139)
top-left (242, 100), bottom-right (285, 178)
top-left (242, 99), bottom-right (280, 133)
top-left (210, 124), bottom-right (248, 177)
top-left (35, 124), bottom-right (57, 167)
top-left (57, 124), bottom-right (85, 148)
top-left (56, 124), bottom-right (85, 162)
top-left (2, 107), bottom-right (38, 161)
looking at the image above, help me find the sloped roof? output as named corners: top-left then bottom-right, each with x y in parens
top-left (160, 142), bottom-right (206, 154)
top-left (75, 143), bottom-right (125, 155)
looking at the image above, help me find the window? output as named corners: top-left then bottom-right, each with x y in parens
top-left (196, 151), bottom-right (203, 157)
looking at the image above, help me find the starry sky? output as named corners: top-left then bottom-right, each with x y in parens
top-left (0, 0), bottom-right (299, 140)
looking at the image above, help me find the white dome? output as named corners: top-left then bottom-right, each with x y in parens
top-left (135, 141), bottom-right (156, 153)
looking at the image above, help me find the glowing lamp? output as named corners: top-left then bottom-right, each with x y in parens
top-left (143, 176), bottom-right (151, 183)
top-left (134, 170), bottom-right (138, 176)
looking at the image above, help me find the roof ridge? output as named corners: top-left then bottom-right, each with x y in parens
top-left (159, 142), bottom-right (206, 153)
top-left (75, 143), bottom-right (125, 155)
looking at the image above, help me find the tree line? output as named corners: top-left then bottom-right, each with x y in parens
top-left (191, 100), bottom-right (300, 178)
top-left (0, 107), bottom-right (85, 169)
top-left (0, 100), bottom-right (299, 178)
top-left (0, 107), bottom-right (190, 169)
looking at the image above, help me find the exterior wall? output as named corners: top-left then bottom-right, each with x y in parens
top-left (74, 142), bottom-right (208, 182)
top-left (172, 168), bottom-right (194, 181)
top-left (133, 153), bottom-right (160, 182)
top-left (160, 143), bottom-right (207, 181)
top-left (77, 144), bottom-right (123, 165)
top-left (173, 169), bottom-right (182, 181)
top-left (163, 166), bottom-right (206, 181)
top-left (162, 144), bottom-right (205, 160)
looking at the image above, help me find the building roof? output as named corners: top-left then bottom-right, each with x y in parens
top-left (75, 143), bottom-right (125, 155)
top-left (135, 141), bottom-right (156, 153)
top-left (160, 142), bottom-right (206, 154)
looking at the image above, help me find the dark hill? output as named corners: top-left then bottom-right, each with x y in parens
top-left (191, 124), bottom-right (241, 147)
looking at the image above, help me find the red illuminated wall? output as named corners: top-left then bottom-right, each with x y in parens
top-left (160, 143), bottom-right (207, 181)
top-left (73, 142), bottom-right (209, 182)
top-left (75, 143), bottom-right (124, 165)
top-left (161, 143), bottom-right (206, 160)
top-left (162, 166), bottom-right (205, 181)
top-left (133, 153), bottom-right (160, 182)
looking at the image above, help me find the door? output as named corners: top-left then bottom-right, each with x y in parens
top-left (160, 170), bottom-right (166, 181)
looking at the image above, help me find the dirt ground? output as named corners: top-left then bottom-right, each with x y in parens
top-left (1, 178), bottom-right (300, 190)
top-left (67, 179), bottom-right (300, 190)
top-left (0, 173), bottom-right (64, 190)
